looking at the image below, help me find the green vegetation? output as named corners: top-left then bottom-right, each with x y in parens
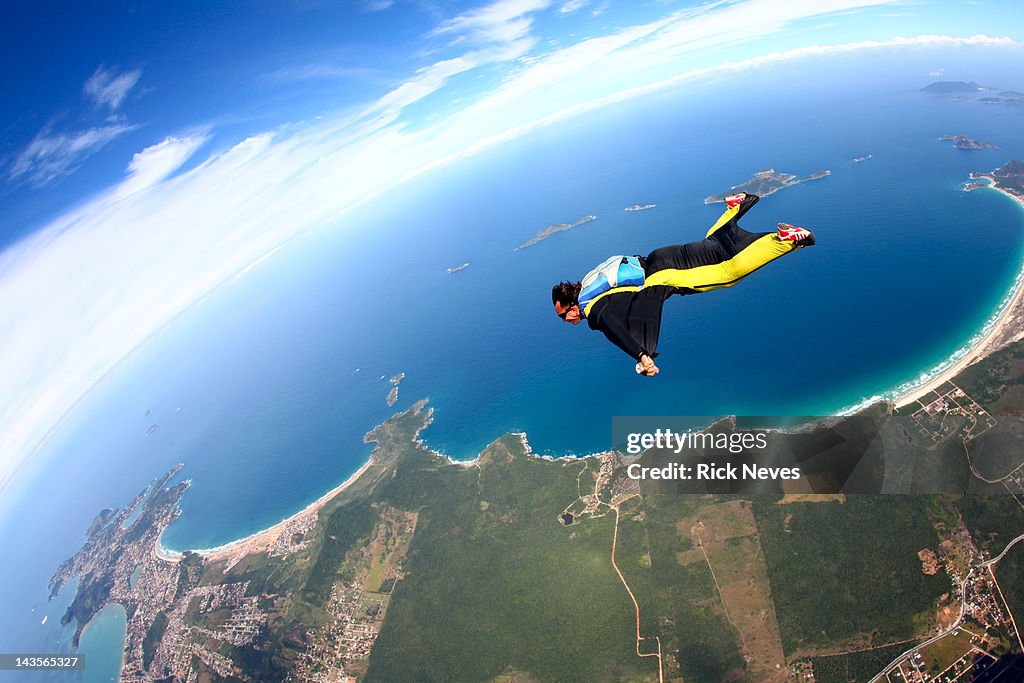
top-left (994, 540), bottom-right (1024, 634)
top-left (957, 496), bottom-right (1024, 555)
top-left (753, 496), bottom-right (948, 655)
top-left (365, 436), bottom-right (653, 682)
top-left (303, 500), bottom-right (377, 605)
top-left (142, 611), bottom-right (169, 670)
top-left (60, 570), bottom-right (114, 646)
top-left (809, 641), bottom-right (918, 683)
top-left (954, 342), bottom-right (1024, 413)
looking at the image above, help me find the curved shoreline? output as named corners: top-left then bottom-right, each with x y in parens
top-left (155, 459), bottom-right (373, 563)
top-left (153, 185), bottom-right (1024, 562)
top-left (889, 183), bottom-right (1024, 409)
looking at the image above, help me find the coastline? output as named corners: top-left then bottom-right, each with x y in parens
top-left (155, 458), bottom-right (374, 564)
top-left (893, 183), bottom-right (1024, 408)
top-left (150, 182), bottom-right (1024, 563)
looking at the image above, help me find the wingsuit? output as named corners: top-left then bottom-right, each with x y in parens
top-left (582, 194), bottom-right (812, 363)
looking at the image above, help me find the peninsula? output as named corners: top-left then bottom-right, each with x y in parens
top-left (704, 168), bottom-right (830, 204)
top-left (969, 160), bottom-right (1024, 205)
top-left (516, 214), bottom-right (596, 249)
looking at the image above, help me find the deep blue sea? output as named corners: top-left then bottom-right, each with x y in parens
top-left (2, 49), bottom-right (1023, 680)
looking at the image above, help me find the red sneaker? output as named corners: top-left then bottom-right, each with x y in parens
top-left (725, 193), bottom-right (747, 208)
top-left (776, 222), bottom-right (815, 245)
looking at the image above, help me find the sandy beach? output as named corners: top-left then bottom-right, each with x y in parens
top-left (154, 459), bottom-right (373, 565)
top-left (895, 182), bottom-right (1024, 408)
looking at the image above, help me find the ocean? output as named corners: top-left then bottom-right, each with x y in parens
top-left (1, 49), bottom-right (1022, 680)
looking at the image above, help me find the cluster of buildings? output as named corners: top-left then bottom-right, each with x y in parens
top-left (909, 382), bottom-right (996, 446)
top-left (268, 511), bottom-right (317, 558)
top-left (142, 580), bottom-right (267, 681)
top-left (293, 581), bottom-right (390, 682)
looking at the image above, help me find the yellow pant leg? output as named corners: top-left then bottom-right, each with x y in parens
top-left (693, 233), bottom-right (798, 291)
top-left (643, 233), bottom-right (801, 292)
top-left (704, 202), bottom-right (742, 238)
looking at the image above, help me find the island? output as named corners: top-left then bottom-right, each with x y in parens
top-left (446, 262), bottom-right (469, 274)
top-left (624, 204), bottom-right (655, 212)
top-left (385, 372), bottom-right (404, 407)
top-left (940, 134), bottom-right (998, 150)
top-left (853, 154), bottom-right (873, 163)
top-left (921, 81), bottom-right (984, 95)
top-left (516, 214), bottom-right (596, 249)
top-left (704, 168), bottom-right (830, 204)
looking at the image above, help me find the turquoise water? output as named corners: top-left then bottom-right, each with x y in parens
top-left (1, 49), bottom-right (1023, 672)
top-left (76, 606), bottom-right (126, 683)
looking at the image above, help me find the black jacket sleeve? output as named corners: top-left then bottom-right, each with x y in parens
top-left (586, 288), bottom-right (669, 360)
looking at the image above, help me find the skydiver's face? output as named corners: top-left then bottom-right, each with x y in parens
top-left (554, 302), bottom-right (582, 325)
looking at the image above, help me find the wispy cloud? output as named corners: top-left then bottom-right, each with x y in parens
top-left (263, 63), bottom-right (382, 84)
top-left (83, 65), bottom-right (143, 111)
top-left (560, 0), bottom-right (589, 14)
top-left (8, 124), bottom-right (138, 188)
top-left (433, 0), bottom-right (552, 46)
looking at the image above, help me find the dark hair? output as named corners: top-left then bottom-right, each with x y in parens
top-left (552, 281), bottom-right (582, 306)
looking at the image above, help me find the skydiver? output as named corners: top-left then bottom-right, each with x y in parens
top-left (551, 193), bottom-right (814, 376)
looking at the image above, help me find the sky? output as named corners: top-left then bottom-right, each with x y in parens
top-left (0, 0), bottom-right (1021, 502)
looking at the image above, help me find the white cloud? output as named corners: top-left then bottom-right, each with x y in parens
top-left (114, 133), bottom-right (210, 199)
top-left (930, 66), bottom-right (945, 76)
top-left (0, 9), bottom-right (1019, 508)
top-left (375, 56), bottom-right (479, 112)
top-left (84, 65), bottom-right (143, 110)
top-left (560, 0), bottom-right (589, 12)
top-left (434, 0), bottom-right (552, 45)
top-left (8, 124), bottom-right (138, 187)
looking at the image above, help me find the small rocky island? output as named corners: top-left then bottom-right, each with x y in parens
top-left (516, 215), bottom-right (596, 249)
top-left (940, 134), bottom-right (998, 150)
top-left (624, 204), bottom-right (655, 212)
top-left (386, 372), bottom-right (405, 407)
top-left (704, 168), bottom-right (830, 204)
top-left (446, 262), bottom-right (469, 274)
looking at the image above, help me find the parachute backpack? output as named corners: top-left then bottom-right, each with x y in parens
top-left (578, 255), bottom-right (646, 317)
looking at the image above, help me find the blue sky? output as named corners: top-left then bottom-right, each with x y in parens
top-left (2, 0), bottom-right (1018, 232)
top-left (0, 0), bottom-right (1021, 499)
